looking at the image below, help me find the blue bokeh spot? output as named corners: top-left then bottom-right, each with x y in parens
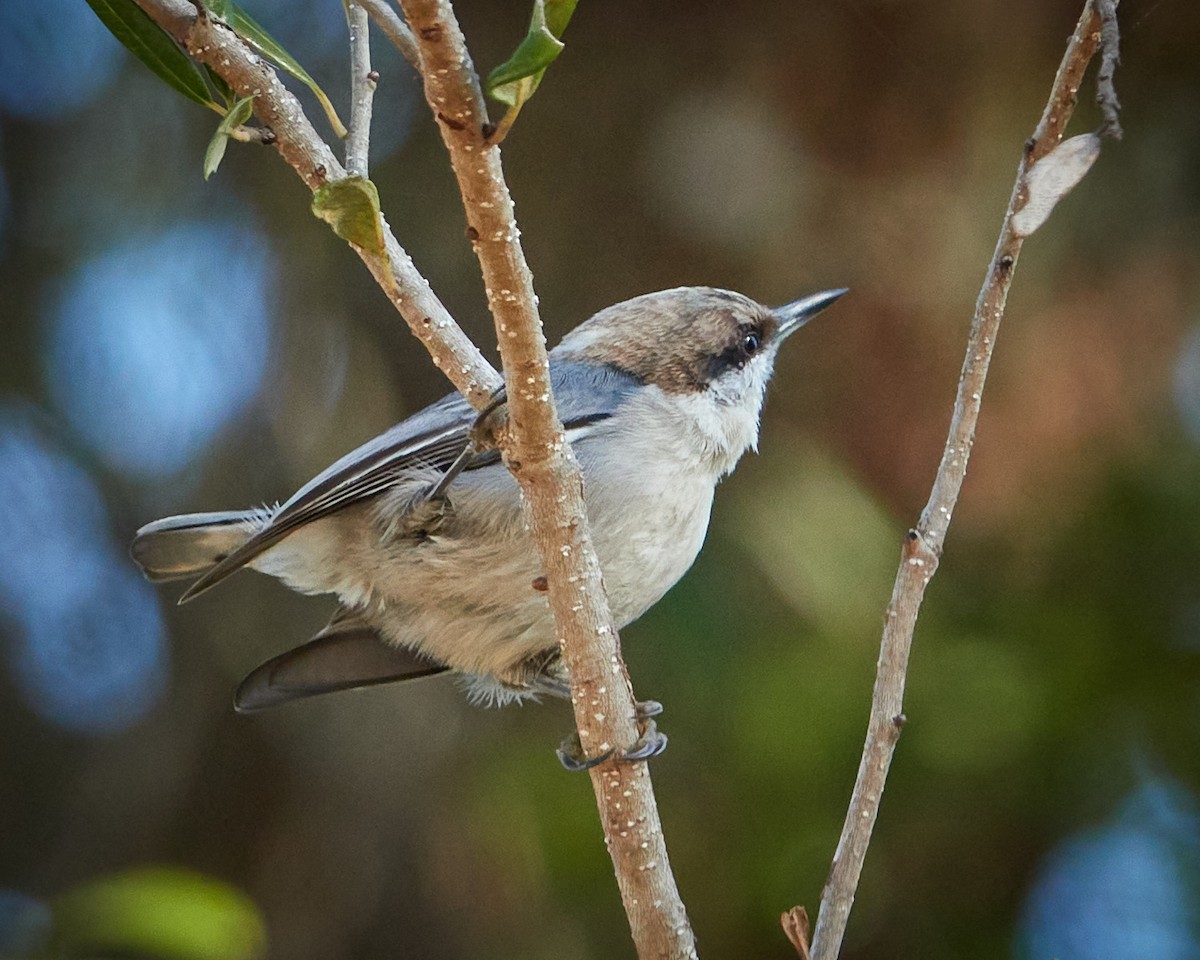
top-left (0, 408), bottom-right (166, 733)
top-left (0, 890), bottom-right (51, 957)
top-left (0, 0), bottom-right (122, 120)
top-left (1174, 325), bottom-right (1200, 446)
top-left (44, 220), bottom-right (275, 477)
top-left (1017, 779), bottom-right (1200, 960)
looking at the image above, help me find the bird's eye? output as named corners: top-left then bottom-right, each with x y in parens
top-left (740, 332), bottom-right (761, 357)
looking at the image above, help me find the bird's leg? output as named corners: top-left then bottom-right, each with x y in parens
top-left (424, 443), bottom-right (473, 503)
top-left (619, 716), bottom-right (669, 761)
top-left (422, 384), bottom-right (509, 506)
top-left (555, 698), bottom-right (669, 771)
top-left (635, 699), bottom-right (663, 719)
top-left (555, 735), bottom-right (614, 772)
top-left (394, 496), bottom-right (452, 542)
top-left (401, 387), bottom-right (510, 542)
top-left (469, 384), bottom-right (509, 450)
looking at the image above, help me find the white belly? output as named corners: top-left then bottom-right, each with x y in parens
top-left (253, 387), bottom-right (738, 686)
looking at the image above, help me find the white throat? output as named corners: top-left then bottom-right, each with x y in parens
top-left (621, 360), bottom-right (773, 480)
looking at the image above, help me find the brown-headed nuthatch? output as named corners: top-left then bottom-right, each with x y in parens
top-left (132, 286), bottom-right (846, 763)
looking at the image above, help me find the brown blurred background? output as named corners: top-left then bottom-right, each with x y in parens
top-left (2, 1), bottom-right (1200, 958)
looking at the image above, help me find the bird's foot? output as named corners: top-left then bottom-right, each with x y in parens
top-left (635, 699), bottom-right (663, 720)
top-left (555, 733), bottom-right (613, 772)
top-left (555, 699), bottom-right (668, 771)
top-left (620, 718), bottom-right (669, 761)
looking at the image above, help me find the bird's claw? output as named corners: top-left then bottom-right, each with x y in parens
top-left (556, 733), bottom-right (614, 772)
top-left (621, 718), bottom-right (669, 761)
top-left (555, 701), bottom-right (669, 771)
top-left (636, 699), bottom-right (663, 719)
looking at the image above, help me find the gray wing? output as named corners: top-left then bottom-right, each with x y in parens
top-left (178, 360), bottom-right (640, 601)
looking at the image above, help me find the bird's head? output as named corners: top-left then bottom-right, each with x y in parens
top-left (555, 286), bottom-right (846, 469)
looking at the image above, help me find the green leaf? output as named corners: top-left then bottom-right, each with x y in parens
top-left (85, 0), bottom-right (219, 110)
top-left (486, 0), bottom-right (577, 108)
top-left (222, 2), bottom-right (348, 138)
top-left (542, 0), bottom-right (578, 36)
top-left (312, 176), bottom-right (386, 254)
top-left (203, 94), bottom-right (256, 180)
top-left (203, 64), bottom-right (236, 105)
top-left (50, 866), bottom-right (266, 960)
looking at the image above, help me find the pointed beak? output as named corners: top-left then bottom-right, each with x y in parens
top-left (774, 288), bottom-right (849, 341)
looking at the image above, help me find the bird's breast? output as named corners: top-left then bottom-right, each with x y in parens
top-left (577, 416), bottom-right (719, 628)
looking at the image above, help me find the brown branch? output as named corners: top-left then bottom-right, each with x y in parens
top-left (396, 2), bottom-right (697, 958)
top-left (802, 4), bottom-right (1121, 959)
top-left (131, 0), bottom-right (500, 409)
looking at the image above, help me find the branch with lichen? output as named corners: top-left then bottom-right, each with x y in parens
top-left (793, 3), bottom-right (1123, 959)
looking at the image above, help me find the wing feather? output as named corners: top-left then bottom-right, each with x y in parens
top-left (178, 360), bottom-right (641, 602)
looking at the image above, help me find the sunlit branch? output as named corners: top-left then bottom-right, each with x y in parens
top-left (397, 1), bottom-right (698, 958)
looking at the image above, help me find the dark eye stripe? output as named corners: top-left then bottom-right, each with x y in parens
top-left (704, 326), bottom-right (763, 380)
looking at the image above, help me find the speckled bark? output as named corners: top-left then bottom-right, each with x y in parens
top-left (398, 1), bottom-right (697, 957)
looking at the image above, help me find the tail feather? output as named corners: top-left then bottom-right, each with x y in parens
top-left (131, 511), bottom-right (261, 583)
top-left (234, 613), bottom-right (448, 712)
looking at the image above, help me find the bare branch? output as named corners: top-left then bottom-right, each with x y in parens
top-left (803, 4), bottom-right (1121, 959)
top-left (357, 0), bottom-right (422, 71)
top-left (131, 0), bottom-right (500, 409)
top-left (397, 2), bottom-right (697, 958)
top-left (1094, 0), bottom-right (1123, 139)
top-left (345, 0), bottom-right (376, 178)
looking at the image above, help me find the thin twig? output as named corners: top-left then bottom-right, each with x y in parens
top-left (345, 0), bottom-right (376, 178)
top-left (1095, 0), bottom-right (1123, 139)
top-left (397, 2), bottom-right (697, 958)
top-left (357, 0), bottom-right (422, 70)
top-left (131, 0), bottom-right (501, 410)
top-left (803, 4), bottom-right (1121, 959)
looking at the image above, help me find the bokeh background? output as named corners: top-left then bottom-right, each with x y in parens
top-left (3, 0), bottom-right (1200, 957)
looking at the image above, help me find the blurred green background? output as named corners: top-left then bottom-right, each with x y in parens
top-left (2, 1), bottom-right (1200, 958)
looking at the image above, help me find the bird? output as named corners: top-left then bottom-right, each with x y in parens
top-left (131, 286), bottom-right (845, 762)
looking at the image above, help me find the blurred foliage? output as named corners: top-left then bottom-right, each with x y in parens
top-left (2, 1), bottom-right (1200, 959)
top-left (44, 867), bottom-right (266, 960)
